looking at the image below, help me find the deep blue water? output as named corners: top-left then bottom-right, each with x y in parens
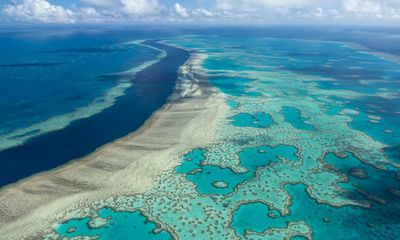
top-left (0, 30), bottom-right (156, 136)
top-left (0, 31), bottom-right (189, 187)
top-left (189, 25), bottom-right (400, 56)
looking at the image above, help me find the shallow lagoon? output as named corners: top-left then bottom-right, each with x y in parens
top-left (230, 112), bottom-right (274, 128)
top-left (52, 33), bottom-right (400, 239)
top-left (57, 208), bottom-right (172, 240)
top-left (232, 184), bottom-right (400, 239)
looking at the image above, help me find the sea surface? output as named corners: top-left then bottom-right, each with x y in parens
top-left (0, 28), bottom-right (189, 186)
top-left (1, 26), bottom-right (400, 239)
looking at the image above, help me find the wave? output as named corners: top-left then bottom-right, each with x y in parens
top-left (0, 41), bottom-right (167, 152)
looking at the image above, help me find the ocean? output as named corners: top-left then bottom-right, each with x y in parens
top-left (0, 27), bottom-right (189, 187)
top-left (1, 26), bottom-right (400, 239)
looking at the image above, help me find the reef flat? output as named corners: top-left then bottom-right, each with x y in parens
top-left (0, 44), bottom-right (227, 239)
top-left (2, 34), bottom-right (400, 239)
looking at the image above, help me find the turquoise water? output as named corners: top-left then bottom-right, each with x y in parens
top-left (231, 184), bottom-right (385, 239)
top-left (227, 100), bottom-right (240, 109)
top-left (239, 145), bottom-right (298, 171)
top-left (177, 148), bottom-right (253, 195)
top-left (57, 208), bottom-right (172, 239)
top-left (231, 201), bottom-right (287, 236)
top-left (187, 165), bottom-right (253, 195)
top-left (175, 148), bottom-right (206, 174)
top-left (209, 76), bottom-right (253, 96)
top-left (281, 106), bottom-right (315, 131)
top-left (230, 112), bottom-right (274, 128)
top-left (52, 31), bottom-right (400, 239)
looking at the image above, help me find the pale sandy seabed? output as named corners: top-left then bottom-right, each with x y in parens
top-left (0, 49), bottom-right (227, 239)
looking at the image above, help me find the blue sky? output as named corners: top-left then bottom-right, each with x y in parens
top-left (1, 0), bottom-right (399, 24)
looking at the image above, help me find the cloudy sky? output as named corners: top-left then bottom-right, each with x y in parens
top-left (1, 0), bottom-right (399, 24)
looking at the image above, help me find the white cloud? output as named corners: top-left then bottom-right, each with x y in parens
top-left (214, 0), bottom-right (400, 22)
top-left (81, 0), bottom-right (119, 7)
top-left (1, 0), bottom-right (168, 23)
top-left (175, 3), bottom-right (189, 17)
top-left (2, 0), bottom-right (399, 24)
top-left (81, 0), bottom-right (166, 16)
top-left (342, 0), bottom-right (382, 16)
top-left (76, 7), bottom-right (104, 22)
top-left (120, 0), bottom-right (163, 15)
top-left (2, 0), bottom-right (75, 23)
top-left (216, 0), bottom-right (316, 11)
top-left (340, 0), bottom-right (400, 19)
top-left (192, 8), bottom-right (213, 17)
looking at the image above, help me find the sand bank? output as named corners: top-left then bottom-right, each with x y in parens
top-left (0, 49), bottom-right (227, 239)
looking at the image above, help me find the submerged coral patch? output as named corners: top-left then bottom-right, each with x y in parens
top-left (324, 152), bottom-right (400, 203)
top-left (231, 201), bottom-right (286, 236)
top-left (178, 148), bottom-right (253, 195)
top-left (57, 208), bottom-right (172, 240)
top-left (230, 112), bottom-right (274, 128)
top-left (46, 35), bottom-right (400, 240)
top-left (175, 148), bottom-right (206, 174)
top-left (239, 145), bottom-right (299, 172)
top-left (186, 165), bottom-right (253, 195)
top-left (281, 106), bottom-right (315, 131)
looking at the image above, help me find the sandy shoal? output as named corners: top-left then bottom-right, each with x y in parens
top-left (0, 52), bottom-right (227, 239)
